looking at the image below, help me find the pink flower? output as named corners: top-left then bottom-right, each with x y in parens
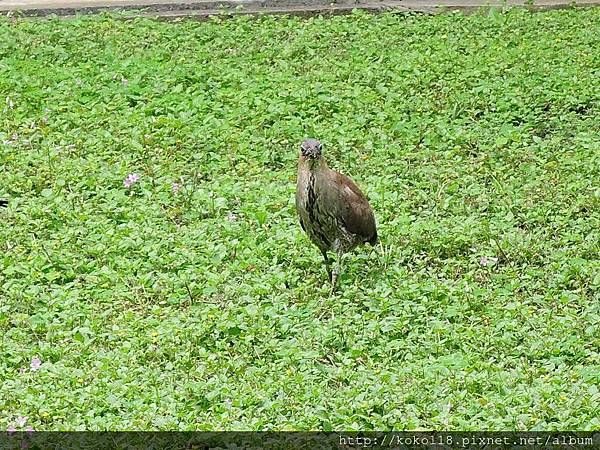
top-left (25, 426), bottom-right (34, 434)
top-left (172, 182), bottom-right (181, 193)
top-left (124, 173), bottom-right (140, 188)
top-left (480, 256), bottom-right (498, 267)
top-left (30, 357), bottom-right (41, 371)
top-left (18, 367), bottom-right (25, 375)
top-left (7, 424), bottom-right (16, 434)
top-left (15, 417), bottom-right (27, 427)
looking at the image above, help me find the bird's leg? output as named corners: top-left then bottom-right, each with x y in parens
top-left (330, 250), bottom-right (343, 294)
top-left (321, 249), bottom-right (332, 281)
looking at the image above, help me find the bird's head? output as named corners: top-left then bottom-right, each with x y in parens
top-left (300, 138), bottom-right (322, 160)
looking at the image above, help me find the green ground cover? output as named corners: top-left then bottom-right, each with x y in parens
top-left (1, 7), bottom-right (599, 430)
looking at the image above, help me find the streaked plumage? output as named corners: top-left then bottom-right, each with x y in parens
top-left (295, 138), bottom-right (377, 291)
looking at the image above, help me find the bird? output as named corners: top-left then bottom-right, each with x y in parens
top-left (295, 138), bottom-right (377, 291)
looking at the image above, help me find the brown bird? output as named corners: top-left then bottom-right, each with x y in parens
top-left (295, 138), bottom-right (377, 291)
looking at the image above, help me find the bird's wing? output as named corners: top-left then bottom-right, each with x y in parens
top-left (330, 171), bottom-right (377, 243)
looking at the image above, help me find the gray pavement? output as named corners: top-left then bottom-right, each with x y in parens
top-left (0, 0), bottom-right (597, 19)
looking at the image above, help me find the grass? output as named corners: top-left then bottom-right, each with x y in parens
top-left (1, 7), bottom-right (599, 430)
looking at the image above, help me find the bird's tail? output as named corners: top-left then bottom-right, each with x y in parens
top-left (367, 231), bottom-right (378, 246)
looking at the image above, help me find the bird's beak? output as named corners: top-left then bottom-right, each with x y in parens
top-left (303, 148), bottom-right (318, 159)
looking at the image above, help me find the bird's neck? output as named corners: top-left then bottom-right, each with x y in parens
top-left (306, 156), bottom-right (328, 173)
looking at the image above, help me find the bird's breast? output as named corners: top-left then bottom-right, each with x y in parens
top-left (305, 173), bottom-right (317, 210)
top-left (297, 172), bottom-right (322, 224)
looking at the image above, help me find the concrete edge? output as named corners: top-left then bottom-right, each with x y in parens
top-left (0, 0), bottom-right (595, 20)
